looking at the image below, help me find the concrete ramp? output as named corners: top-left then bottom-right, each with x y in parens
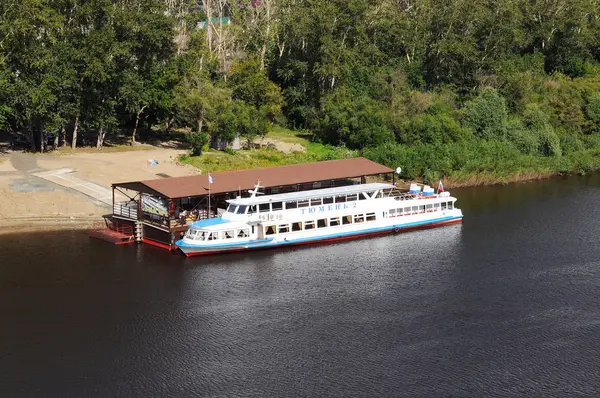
top-left (32, 168), bottom-right (123, 206)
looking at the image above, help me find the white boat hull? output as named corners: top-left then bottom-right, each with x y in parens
top-left (176, 212), bottom-right (463, 257)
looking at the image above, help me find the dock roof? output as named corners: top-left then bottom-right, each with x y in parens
top-left (113, 157), bottom-right (393, 199)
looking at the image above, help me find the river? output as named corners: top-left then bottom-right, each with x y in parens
top-left (2, 174), bottom-right (600, 396)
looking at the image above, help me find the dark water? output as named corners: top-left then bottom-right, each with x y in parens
top-left (2, 175), bottom-right (600, 397)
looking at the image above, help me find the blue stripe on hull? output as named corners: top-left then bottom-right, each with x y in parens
top-left (177, 215), bottom-right (463, 255)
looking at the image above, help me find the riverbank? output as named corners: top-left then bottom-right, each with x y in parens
top-left (1, 140), bottom-right (597, 235)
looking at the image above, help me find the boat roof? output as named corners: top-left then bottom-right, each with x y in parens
top-left (189, 217), bottom-right (248, 230)
top-left (227, 183), bottom-right (395, 205)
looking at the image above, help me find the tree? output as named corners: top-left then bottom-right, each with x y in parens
top-left (119, 71), bottom-right (150, 143)
top-left (174, 74), bottom-right (231, 135)
top-left (317, 86), bottom-right (394, 149)
top-left (229, 58), bottom-right (283, 122)
top-left (464, 87), bottom-right (508, 140)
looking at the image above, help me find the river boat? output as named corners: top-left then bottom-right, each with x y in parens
top-left (175, 182), bottom-right (463, 256)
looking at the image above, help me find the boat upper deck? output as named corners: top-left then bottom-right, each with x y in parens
top-left (227, 183), bottom-right (395, 205)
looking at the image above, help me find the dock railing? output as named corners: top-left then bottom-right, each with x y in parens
top-left (113, 202), bottom-right (138, 220)
top-left (92, 220), bottom-right (133, 235)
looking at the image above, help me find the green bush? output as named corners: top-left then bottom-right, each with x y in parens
top-left (537, 125), bottom-right (562, 156)
top-left (401, 111), bottom-right (467, 145)
top-left (316, 87), bottom-right (394, 149)
top-left (185, 131), bottom-right (210, 156)
top-left (587, 93), bottom-right (600, 132)
top-left (507, 126), bottom-right (539, 155)
top-left (559, 133), bottom-right (584, 154)
top-left (464, 87), bottom-right (508, 140)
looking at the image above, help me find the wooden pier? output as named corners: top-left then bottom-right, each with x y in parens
top-left (88, 220), bottom-right (135, 245)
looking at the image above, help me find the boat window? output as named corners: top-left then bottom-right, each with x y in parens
top-left (329, 217), bottom-right (340, 226)
top-left (207, 232), bottom-right (216, 241)
top-left (389, 209), bottom-right (396, 217)
top-left (304, 221), bottom-right (315, 230)
top-left (286, 201), bottom-right (297, 209)
top-left (359, 192), bottom-right (369, 200)
top-left (426, 204), bottom-right (433, 212)
top-left (298, 199), bottom-right (309, 208)
top-left (265, 225), bottom-right (276, 235)
top-left (237, 205), bottom-right (248, 214)
top-left (292, 222), bottom-right (302, 231)
top-left (448, 202), bottom-right (454, 210)
top-left (323, 196), bottom-right (334, 204)
top-left (249, 205), bottom-right (257, 214)
top-left (441, 202), bottom-right (447, 210)
top-left (342, 215), bottom-right (352, 225)
top-left (366, 213), bottom-right (376, 222)
top-left (227, 205), bottom-right (238, 213)
top-left (317, 218), bottom-right (327, 228)
top-left (197, 231), bottom-right (206, 241)
top-left (259, 203), bottom-right (270, 213)
top-left (346, 194), bottom-right (358, 202)
top-left (419, 205), bottom-right (425, 213)
top-left (310, 198), bottom-right (322, 206)
top-left (412, 206), bottom-right (419, 213)
top-left (278, 224), bottom-right (289, 233)
top-left (354, 214), bottom-right (364, 223)
top-left (313, 182), bottom-right (322, 189)
top-left (224, 230), bottom-right (234, 239)
top-left (374, 191), bottom-right (383, 199)
top-left (434, 203), bottom-right (440, 211)
top-left (335, 195), bottom-right (346, 203)
top-left (237, 229), bottom-right (249, 238)
top-left (272, 202), bottom-right (283, 211)
top-left (271, 187), bottom-right (281, 194)
top-left (397, 208), bottom-right (403, 216)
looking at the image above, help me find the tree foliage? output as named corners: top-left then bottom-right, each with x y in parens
top-left (0, 0), bottom-right (599, 169)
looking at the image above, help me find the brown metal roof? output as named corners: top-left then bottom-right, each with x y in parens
top-left (113, 157), bottom-right (393, 199)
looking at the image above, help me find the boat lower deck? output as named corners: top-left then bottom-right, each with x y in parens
top-left (178, 215), bottom-right (463, 257)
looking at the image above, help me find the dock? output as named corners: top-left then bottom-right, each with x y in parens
top-left (88, 220), bottom-right (135, 245)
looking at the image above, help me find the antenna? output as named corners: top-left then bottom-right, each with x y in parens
top-left (248, 179), bottom-right (264, 198)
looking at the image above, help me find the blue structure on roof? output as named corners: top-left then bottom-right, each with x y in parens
top-left (191, 217), bottom-right (230, 228)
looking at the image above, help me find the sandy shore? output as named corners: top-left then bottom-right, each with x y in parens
top-left (0, 146), bottom-right (199, 233)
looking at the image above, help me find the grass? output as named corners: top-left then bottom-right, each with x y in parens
top-left (180, 144), bottom-right (358, 172)
top-left (265, 125), bottom-right (312, 146)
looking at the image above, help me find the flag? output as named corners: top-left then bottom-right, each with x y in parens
top-left (147, 159), bottom-right (159, 167)
top-left (438, 180), bottom-right (444, 193)
top-left (208, 174), bottom-right (214, 184)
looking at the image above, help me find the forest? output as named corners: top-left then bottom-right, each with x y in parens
top-left (1, 0), bottom-right (600, 184)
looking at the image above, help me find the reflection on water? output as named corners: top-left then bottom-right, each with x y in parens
top-left (2, 174), bottom-right (600, 396)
